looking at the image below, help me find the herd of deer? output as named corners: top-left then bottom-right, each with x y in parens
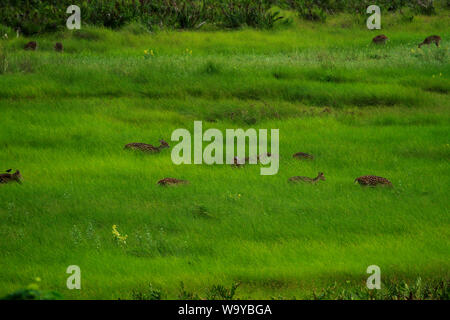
top-left (21, 35), bottom-right (442, 53)
top-left (23, 41), bottom-right (63, 52)
top-left (1, 138), bottom-right (393, 187)
top-left (372, 34), bottom-right (441, 47)
top-left (125, 139), bottom-right (393, 187)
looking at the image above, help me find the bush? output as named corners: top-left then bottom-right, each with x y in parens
top-left (131, 283), bottom-right (163, 300)
top-left (206, 282), bottom-right (240, 300)
top-left (1, 288), bottom-right (63, 300)
top-left (0, 45), bottom-right (7, 74)
top-left (313, 278), bottom-right (449, 300)
top-left (411, 0), bottom-right (436, 15)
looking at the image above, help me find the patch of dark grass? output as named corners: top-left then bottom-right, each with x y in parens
top-left (1, 288), bottom-right (63, 300)
top-left (202, 61), bottom-right (222, 75)
top-left (312, 278), bottom-right (449, 300)
top-left (178, 282), bottom-right (201, 300)
top-left (130, 283), bottom-right (163, 300)
top-left (72, 28), bottom-right (105, 41)
top-left (192, 205), bottom-right (214, 219)
top-left (422, 85), bottom-right (449, 94)
top-left (206, 282), bottom-right (241, 300)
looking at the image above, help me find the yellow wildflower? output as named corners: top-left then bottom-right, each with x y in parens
top-left (112, 225), bottom-right (128, 244)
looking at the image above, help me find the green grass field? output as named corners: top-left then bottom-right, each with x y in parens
top-left (0, 12), bottom-right (449, 299)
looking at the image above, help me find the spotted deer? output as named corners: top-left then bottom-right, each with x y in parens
top-left (157, 178), bottom-right (189, 186)
top-left (418, 35), bottom-right (442, 48)
top-left (354, 175), bottom-right (392, 187)
top-left (54, 42), bottom-right (64, 52)
top-left (289, 172), bottom-right (325, 184)
top-left (0, 170), bottom-right (23, 184)
top-left (293, 152), bottom-right (314, 160)
top-left (124, 139), bottom-right (169, 152)
top-left (372, 35), bottom-right (388, 45)
top-left (24, 41), bottom-right (37, 50)
top-left (231, 153), bottom-right (271, 167)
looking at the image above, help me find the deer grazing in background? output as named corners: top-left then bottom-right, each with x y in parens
top-left (54, 42), bottom-right (64, 52)
top-left (24, 41), bottom-right (37, 51)
top-left (124, 139), bottom-right (169, 152)
top-left (418, 35), bottom-right (441, 48)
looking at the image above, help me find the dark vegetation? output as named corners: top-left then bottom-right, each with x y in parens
top-left (0, 0), bottom-right (442, 35)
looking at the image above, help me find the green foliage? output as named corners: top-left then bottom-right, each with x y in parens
top-left (288, 0), bottom-right (438, 21)
top-left (1, 279), bottom-right (63, 300)
top-left (1, 289), bottom-right (63, 300)
top-left (0, 45), bottom-right (7, 74)
top-left (131, 283), bottom-right (163, 300)
top-left (219, 0), bottom-right (284, 29)
top-left (313, 278), bottom-right (449, 300)
top-left (178, 282), bottom-right (201, 299)
top-left (206, 282), bottom-right (240, 300)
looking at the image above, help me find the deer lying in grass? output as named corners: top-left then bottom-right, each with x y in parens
top-left (124, 140), bottom-right (169, 152)
top-left (289, 172), bottom-right (325, 184)
top-left (293, 152), bottom-right (314, 160)
top-left (354, 175), bottom-right (392, 187)
top-left (157, 178), bottom-right (189, 186)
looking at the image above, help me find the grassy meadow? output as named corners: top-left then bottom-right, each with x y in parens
top-left (0, 12), bottom-right (449, 299)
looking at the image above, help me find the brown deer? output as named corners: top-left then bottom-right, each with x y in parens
top-left (157, 178), bottom-right (189, 186)
top-left (54, 42), bottom-right (64, 52)
top-left (24, 41), bottom-right (37, 51)
top-left (293, 152), bottom-right (314, 160)
top-left (0, 170), bottom-right (23, 184)
top-left (418, 35), bottom-right (442, 48)
top-left (289, 172), bottom-right (325, 184)
top-left (231, 153), bottom-right (272, 167)
top-left (354, 175), bottom-right (392, 187)
top-left (372, 35), bottom-right (389, 45)
top-left (124, 139), bottom-right (169, 152)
